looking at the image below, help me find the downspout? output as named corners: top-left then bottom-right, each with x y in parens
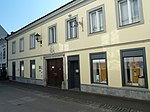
top-left (5, 36), bottom-right (8, 79)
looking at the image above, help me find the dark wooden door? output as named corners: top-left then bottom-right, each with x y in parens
top-left (70, 61), bottom-right (80, 88)
top-left (12, 62), bottom-right (16, 80)
top-left (47, 58), bottom-right (63, 88)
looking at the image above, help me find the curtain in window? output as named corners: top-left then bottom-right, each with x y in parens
top-left (98, 10), bottom-right (104, 31)
top-left (120, 1), bottom-right (129, 25)
top-left (68, 19), bottom-right (77, 39)
top-left (130, 0), bottom-right (139, 22)
top-left (30, 35), bottom-right (35, 48)
top-left (49, 27), bottom-right (56, 43)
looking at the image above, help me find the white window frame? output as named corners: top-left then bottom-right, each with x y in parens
top-left (19, 38), bottom-right (24, 52)
top-left (89, 7), bottom-right (104, 34)
top-left (117, 0), bottom-right (143, 27)
top-left (67, 17), bottom-right (78, 40)
top-left (49, 25), bottom-right (57, 44)
top-left (12, 41), bottom-right (16, 54)
top-left (30, 34), bottom-right (36, 49)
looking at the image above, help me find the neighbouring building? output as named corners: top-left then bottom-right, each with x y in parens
top-left (0, 25), bottom-right (8, 80)
top-left (6, 0), bottom-right (150, 101)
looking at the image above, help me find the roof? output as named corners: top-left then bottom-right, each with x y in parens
top-left (0, 25), bottom-right (8, 39)
top-left (6, 0), bottom-right (95, 40)
top-left (6, 0), bottom-right (76, 40)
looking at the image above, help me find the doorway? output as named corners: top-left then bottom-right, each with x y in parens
top-left (12, 62), bottom-right (16, 80)
top-left (68, 55), bottom-right (80, 90)
top-left (47, 58), bottom-right (63, 88)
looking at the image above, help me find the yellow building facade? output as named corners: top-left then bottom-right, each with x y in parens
top-left (7, 0), bottom-right (150, 100)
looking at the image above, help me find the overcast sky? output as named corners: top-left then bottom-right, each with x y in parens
top-left (0, 0), bottom-right (71, 34)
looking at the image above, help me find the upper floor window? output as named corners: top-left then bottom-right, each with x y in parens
top-left (88, 6), bottom-right (105, 34)
top-left (67, 17), bottom-right (78, 40)
top-left (30, 34), bottom-right (36, 49)
top-left (3, 48), bottom-right (5, 59)
top-left (12, 41), bottom-right (16, 54)
top-left (49, 25), bottom-right (56, 44)
top-left (19, 38), bottom-right (24, 52)
top-left (117, 0), bottom-right (143, 27)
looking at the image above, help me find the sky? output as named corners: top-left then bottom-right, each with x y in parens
top-left (0, 0), bottom-right (71, 34)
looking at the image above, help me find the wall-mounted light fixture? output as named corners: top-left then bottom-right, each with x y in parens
top-left (35, 33), bottom-right (42, 44)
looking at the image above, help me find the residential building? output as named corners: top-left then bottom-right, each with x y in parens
top-left (6, 0), bottom-right (150, 101)
top-left (0, 25), bottom-right (8, 79)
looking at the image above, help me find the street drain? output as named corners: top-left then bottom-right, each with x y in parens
top-left (99, 104), bottom-right (143, 112)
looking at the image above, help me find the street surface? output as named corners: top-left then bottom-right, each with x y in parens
top-left (0, 81), bottom-right (150, 112)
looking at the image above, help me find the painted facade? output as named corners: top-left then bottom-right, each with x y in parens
top-left (6, 0), bottom-right (150, 100)
top-left (0, 25), bottom-right (8, 79)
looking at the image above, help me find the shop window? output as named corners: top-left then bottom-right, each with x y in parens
top-left (20, 61), bottom-right (24, 77)
top-left (30, 60), bottom-right (36, 78)
top-left (121, 48), bottom-right (148, 88)
top-left (90, 52), bottom-right (108, 84)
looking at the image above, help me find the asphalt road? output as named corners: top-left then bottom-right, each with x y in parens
top-left (0, 81), bottom-right (150, 112)
top-left (0, 82), bottom-right (110, 112)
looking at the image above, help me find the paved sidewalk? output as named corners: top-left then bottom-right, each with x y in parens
top-left (0, 81), bottom-right (150, 112)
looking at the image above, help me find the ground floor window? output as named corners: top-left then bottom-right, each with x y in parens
top-left (20, 61), bottom-right (24, 77)
top-left (30, 60), bottom-right (36, 78)
top-left (121, 48), bottom-right (148, 88)
top-left (90, 52), bottom-right (108, 84)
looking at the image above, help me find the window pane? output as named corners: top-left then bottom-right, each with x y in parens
top-left (49, 26), bottom-right (56, 44)
top-left (20, 39), bottom-right (24, 51)
top-left (130, 0), bottom-right (140, 22)
top-left (20, 61), bottom-right (24, 77)
top-left (91, 12), bottom-right (97, 32)
top-left (89, 8), bottom-right (104, 33)
top-left (98, 10), bottom-right (104, 31)
top-left (67, 18), bottom-right (77, 39)
top-left (12, 42), bottom-right (16, 53)
top-left (30, 60), bottom-right (36, 78)
top-left (30, 35), bottom-right (35, 48)
top-left (124, 57), bottom-right (145, 87)
top-left (92, 59), bottom-right (107, 84)
top-left (120, 0), bottom-right (129, 25)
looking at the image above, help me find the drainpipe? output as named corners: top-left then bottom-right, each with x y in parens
top-left (5, 36), bottom-right (8, 79)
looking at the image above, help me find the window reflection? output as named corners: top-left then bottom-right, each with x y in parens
top-left (124, 57), bottom-right (145, 87)
top-left (92, 59), bottom-right (107, 84)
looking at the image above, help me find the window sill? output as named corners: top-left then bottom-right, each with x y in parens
top-left (88, 30), bottom-right (106, 37)
top-left (117, 21), bottom-right (144, 30)
top-left (66, 37), bottom-right (79, 42)
top-left (48, 42), bottom-right (57, 45)
top-left (91, 83), bottom-right (108, 87)
top-left (30, 47), bottom-right (36, 50)
top-left (19, 50), bottom-right (24, 52)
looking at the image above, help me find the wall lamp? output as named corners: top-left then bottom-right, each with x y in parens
top-left (35, 33), bottom-right (42, 44)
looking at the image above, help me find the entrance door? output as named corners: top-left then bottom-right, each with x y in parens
top-left (68, 55), bottom-right (80, 89)
top-left (47, 58), bottom-right (63, 88)
top-left (12, 62), bottom-right (16, 80)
